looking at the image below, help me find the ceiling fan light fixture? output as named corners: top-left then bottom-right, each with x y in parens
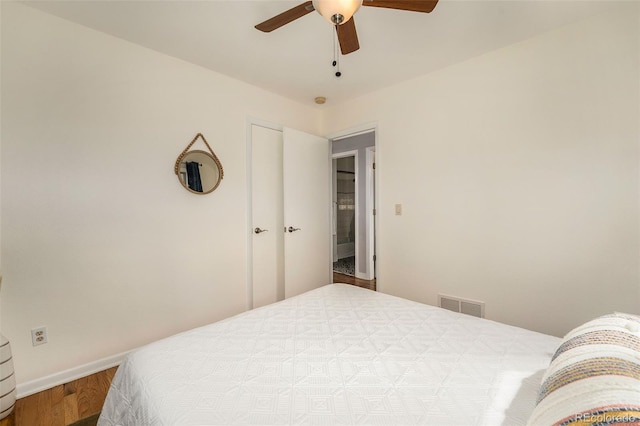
top-left (312, 0), bottom-right (363, 25)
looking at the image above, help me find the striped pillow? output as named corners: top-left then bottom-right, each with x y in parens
top-left (527, 313), bottom-right (640, 426)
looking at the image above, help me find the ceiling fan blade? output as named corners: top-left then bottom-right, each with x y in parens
top-left (336, 17), bottom-right (360, 55)
top-left (255, 1), bottom-right (315, 32)
top-left (362, 0), bottom-right (438, 13)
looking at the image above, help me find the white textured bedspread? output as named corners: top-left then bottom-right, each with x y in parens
top-left (98, 284), bottom-right (560, 425)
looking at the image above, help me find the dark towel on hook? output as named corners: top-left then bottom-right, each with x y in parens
top-left (186, 161), bottom-right (203, 192)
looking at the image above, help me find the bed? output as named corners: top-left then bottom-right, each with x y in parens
top-left (98, 284), bottom-right (640, 426)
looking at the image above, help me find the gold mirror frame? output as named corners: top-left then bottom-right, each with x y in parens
top-left (174, 133), bottom-right (224, 195)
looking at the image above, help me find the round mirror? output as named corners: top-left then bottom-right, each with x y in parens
top-left (176, 150), bottom-right (223, 194)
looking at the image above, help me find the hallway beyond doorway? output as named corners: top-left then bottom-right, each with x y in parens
top-left (333, 272), bottom-right (376, 291)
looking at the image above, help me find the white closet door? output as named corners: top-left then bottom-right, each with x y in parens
top-left (251, 125), bottom-right (284, 308)
top-left (283, 127), bottom-right (331, 298)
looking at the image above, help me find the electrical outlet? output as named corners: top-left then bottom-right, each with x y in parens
top-left (31, 327), bottom-right (48, 346)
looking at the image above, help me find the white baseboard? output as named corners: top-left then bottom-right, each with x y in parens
top-left (15, 350), bottom-right (130, 398)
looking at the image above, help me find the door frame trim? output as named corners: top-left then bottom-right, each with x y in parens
top-left (365, 146), bottom-right (376, 281)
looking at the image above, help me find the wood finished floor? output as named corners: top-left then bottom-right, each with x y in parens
top-left (1, 281), bottom-right (374, 425)
top-left (334, 272), bottom-right (376, 291)
top-left (0, 367), bottom-right (117, 426)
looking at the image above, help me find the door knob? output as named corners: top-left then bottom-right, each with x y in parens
top-left (288, 226), bottom-right (301, 233)
top-left (254, 227), bottom-right (269, 234)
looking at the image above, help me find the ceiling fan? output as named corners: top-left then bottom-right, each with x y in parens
top-left (255, 0), bottom-right (439, 55)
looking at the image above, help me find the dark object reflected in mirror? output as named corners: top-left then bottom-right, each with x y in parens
top-left (178, 150), bottom-right (220, 193)
top-left (174, 133), bottom-right (224, 195)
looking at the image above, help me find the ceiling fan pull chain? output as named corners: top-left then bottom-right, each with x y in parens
top-left (332, 25), bottom-right (342, 78)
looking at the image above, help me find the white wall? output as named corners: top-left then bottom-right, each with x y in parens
top-left (2, 0), bottom-right (639, 392)
top-left (322, 5), bottom-right (640, 337)
top-left (0, 1), bottom-right (3, 322)
top-left (0, 2), bottom-right (319, 387)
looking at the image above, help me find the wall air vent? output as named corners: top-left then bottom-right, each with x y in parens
top-left (438, 294), bottom-right (485, 318)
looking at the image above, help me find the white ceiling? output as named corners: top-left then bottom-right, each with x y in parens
top-left (24, 0), bottom-right (618, 106)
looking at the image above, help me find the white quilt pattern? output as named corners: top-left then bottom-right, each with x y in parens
top-left (98, 284), bottom-right (560, 425)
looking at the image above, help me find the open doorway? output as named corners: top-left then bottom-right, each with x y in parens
top-left (332, 154), bottom-right (357, 276)
top-left (331, 131), bottom-right (376, 290)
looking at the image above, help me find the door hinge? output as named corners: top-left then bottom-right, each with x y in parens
top-left (373, 208), bottom-right (377, 216)
top-left (373, 162), bottom-right (376, 170)
top-left (373, 255), bottom-right (377, 262)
